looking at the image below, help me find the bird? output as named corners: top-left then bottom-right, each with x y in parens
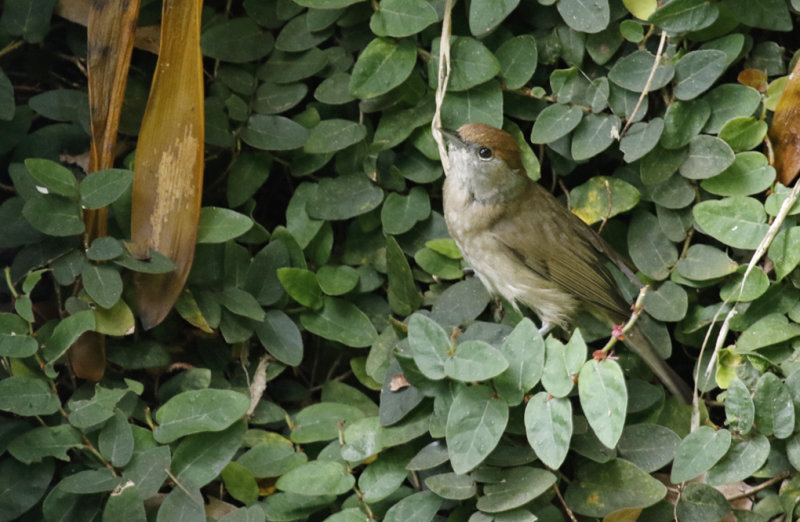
top-left (440, 122), bottom-right (692, 404)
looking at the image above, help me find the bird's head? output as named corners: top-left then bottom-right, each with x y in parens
top-left (441, 123), bottom-right (528, 204)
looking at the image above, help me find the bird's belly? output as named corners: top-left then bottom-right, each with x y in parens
top-left (456, 235), bottom-right (578, 327)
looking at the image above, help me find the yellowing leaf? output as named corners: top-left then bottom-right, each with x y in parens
top-left (131, 0), bottom-right (205, 329)
top-left (769, 59), bottom-right (800, 185)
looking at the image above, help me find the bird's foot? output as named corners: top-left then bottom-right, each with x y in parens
top-left (538, 322), bottom-right (553, 336)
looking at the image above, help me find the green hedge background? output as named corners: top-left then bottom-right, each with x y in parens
top-left (2, 0), bottom-right (800, 520)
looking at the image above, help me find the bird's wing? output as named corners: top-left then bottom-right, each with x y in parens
top-left (490, 184), bottom-right (631, 322)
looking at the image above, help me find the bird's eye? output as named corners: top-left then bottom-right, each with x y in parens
top-left (478, 147), bottom-right (493, 160)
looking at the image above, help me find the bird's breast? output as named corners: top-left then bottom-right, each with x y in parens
top-left (443, 180), bottom-right (578, 326)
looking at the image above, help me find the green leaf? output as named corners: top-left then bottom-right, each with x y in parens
top-left (542, 331), bottom-right (587, 398)
top-left (226, 152), bottom-right (271, 208)
top-left (703, 84), bottom-right (762, 134)
top-left (648, 0), bottom-right (718, 33)
top-left (22, 194), bottom-right (84, 236)
top-left (87, 237), bottom-right (124, 261)
top-left (424, 472), bottom-right (476, 500)
top-left (254, 310), bottom-right (303, 365)
top-left (556, 0), bottom-right (609, 31)
top-left (277, 267), bottom-right (323, 309)
top-left (0, 333), bottom-right (38, 357)
top-left (156, 481), bottom-right (205, 522)
top-left (570, 176), bottom-right (639, 225)
top-left (305, 119), bottom-right (367, 154)
top-left (675, 244), bottom-right (737, 280)
top-left (276, 460), bottom-right (354, 495)
top-left (42, 310), bottom-right (96, 363)
top-left (300, 296), bottom-right (377, 348)
top-left (530, 104), bottom-right (583, 144)
top-left (369, 0), bottom-right (438, 38)
top-left (570, 113), bottom-right (620, 161)
top-left (676, 483), bottom-right (731, 522)
top-left (496, 35), bottom-right (537, 90)
top-left (701, 151), bottom-right (775, 196)
top-left (8, 424), bottom-right (83, 464)
top-left (476, 466), bottom-right (557, 512)
top-left (274, 13), bottom-right (332, 53)
top-left (642, 281), bottom-right (688, 321)
top-left (525, 393), bottom-right (572, 469)
top-left (0, 376), bottom-right (60, 416)
top-left (627, 211), bottom-right (678, 281)
top-left (445, 340), bottom-right (508, 381)
top-left (386, 235), bottom-right (422, 316)
top-left (221, 463), bottom-right (259, 505)
top-left (441, 81), bottom-right (503, 129)
top-left (769, 227), bottom-right (800, 281)
top-left (673, 50), bottom-right (728, 100)
top-left (706, 433), bottom-right (770, 485)
top-left (238, 436), bottom-right (306, 477)
top-left (608, 50), bottom-right (674, 92)
top-left (0, 458), bottom-right (53, 521)
top-left (414, 248), bottom-right (463, 280)
top-left (241, 114), bottom-right (309, 151)
top-left (752, 373), bottom-right (794, 439)
top-left (154, 389), bottom-right (250, 443)
top-left (201, 18), bottom-right (273, 63)
top-left (59, 469), bottom-right (122, 494)
top-left (660, 99), bottom-right (710, 150)
top-left (102, 483), bottom-right (146, 522)
top-left (358, 449), bottom-right (411, 502)
top-left (384, 491), bottom-right (441, 522)
top-left (617, 424), bottom-right (680, 473)
top-left (725, 0), bottom-right (791, 31)
top-left (619, 118), bottom-right (663, 162)
top-left (99, 409), bottom-right (134, 468)
top-left (82, 264), bottom-right (123, 308)
top-left (429, 37), bottom-right (500, 92)
top-left (254, 82), bottom-right (307, 115)
top-left (69, 381), bottom-right (142, 429)
top-left (196, 207), bottom-right (253, 243)
top-left (349, 37), bottom-right (417, 99)
top-left (693, 196), bottom-right (768, 249)
top-left (122, 446), bottom-right (171, 499)
top-left (314, 72), bottom-right (355, 105)
top-left (670, 426), bottom-right (731, 483)
top-left (679, 134), bottom-right (735, 179)
top-left (407, 312), bottom-right (450, 380)
top-left (1, 0), bottom-right (58, 43)
top-left (494, 318), bottom-right (545, 405)
top-left (446, 385), bottom-right (509, 474)
top-left (381, 187), bottom-right (431, 235)
top-left (469, 0), bottom-right (520, 36)
top-left (307, 175), bottom-right (384, 221)
top-left (564, 458), bottom-right (667, 517)
top-left (24, 158), bottom-right (78, 198)
top-left (719, 266), bottom-right (769, 302)
top-left (172, 421), bottom-right (245, 488)
top-left (724, 378), bottom-right (755, 435)
top-left (80, 169), bottom-right (134, 209)
top-left (578, 359), bottom-right (627, 449)
top-left (718, 117), bottom-right (768, 152)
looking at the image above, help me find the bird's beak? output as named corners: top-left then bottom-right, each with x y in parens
top-left (438, 127), bottom-right (464, 147)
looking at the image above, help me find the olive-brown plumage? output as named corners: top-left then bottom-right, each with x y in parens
top-left (441, 123), bottom-right (691, 403)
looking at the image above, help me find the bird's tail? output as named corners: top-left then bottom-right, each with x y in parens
top-left (623, 324), bottom-right (693, 404)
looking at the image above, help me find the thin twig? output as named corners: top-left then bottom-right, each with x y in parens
top-left (693, 177), bottom-right (800, 430)
top-left (431, 0), bottom-right (454, 175)
top-left (620, 30), bottom-right (667, 137)
top-left (600, 285), bottom-right (649, 354)
top-left (164, 468), bottom-right (201, 504)
top-left (552, 481), bottom-right (578, 522)
top-left (725, 471), bottom-right (790, 501)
